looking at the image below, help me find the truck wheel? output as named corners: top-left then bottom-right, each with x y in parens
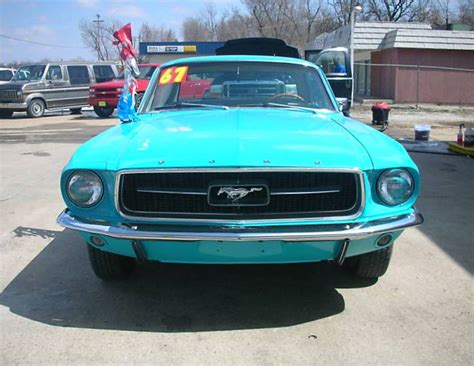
top-left (344, 246), bottom-right (393, 279)
top-left (70, 108), bottom-right (82, 114)
top-left (87, 245), bottom-right (135, 280)
top-left (27, 99), bottom-right (45, 118)
top-left (0, 110), bottom-right (13, 119)
top-left (93, 106), bottom-right (114, 118)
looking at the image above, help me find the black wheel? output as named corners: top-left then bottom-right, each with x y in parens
top-left (87, 244), bottom-right (135, 280)
top-left (343, 246), bottom-right (393, 279)
top-left (0, 109), bottom-right (13, 119)
top-left (70, 107), bottom-right (82, 114)
top-left (135, 92), bottom-right (144, 108)
top-left (93, 106), bottom-right (114, 118)
top-left (27, 99), bottom-right (46, 118)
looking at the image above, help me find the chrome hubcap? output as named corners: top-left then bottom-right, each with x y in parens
top-left (32, 103), bottom-right (42, 115)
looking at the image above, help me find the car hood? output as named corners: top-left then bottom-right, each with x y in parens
top-left (0, 81), bottom-right (30, 90)
top-left (68, 108), bottom-right (377, 171)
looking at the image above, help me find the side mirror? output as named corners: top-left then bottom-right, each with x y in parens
top-left (338, 98), bottom-right (351, 117)
top-left (338, 98), bottom-right (349, 111)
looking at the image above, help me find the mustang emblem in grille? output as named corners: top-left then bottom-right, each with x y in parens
top-left (217, 186), bottom-right (263, 202)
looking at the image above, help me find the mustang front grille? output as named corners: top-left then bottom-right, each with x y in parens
top-left (118, 170), bottom-right (363, 221)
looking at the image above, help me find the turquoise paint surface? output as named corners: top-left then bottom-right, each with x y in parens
top-left (61, 56), bottom-right (420, 263)
top-left (61, 106), bottom-right (420, 225)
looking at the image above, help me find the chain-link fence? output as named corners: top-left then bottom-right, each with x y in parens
top-left (354, 62), bottom-right (474, 107)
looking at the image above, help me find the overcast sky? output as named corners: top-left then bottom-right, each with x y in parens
top-left (0, 0), bottom-right (235, 64)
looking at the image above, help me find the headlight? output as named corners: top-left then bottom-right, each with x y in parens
top-left (16, 91), bottom-right (22, 96)
top-left (377, 168), bottom-right (414, 206)
top-left (66, 171), bottom-right (103, 207)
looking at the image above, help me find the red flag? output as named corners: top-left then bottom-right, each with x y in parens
top-left (113, 23), bottom-right (137, 60)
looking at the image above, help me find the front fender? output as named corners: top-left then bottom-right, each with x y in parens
top-left (25, 92), bottom-right (47, 107)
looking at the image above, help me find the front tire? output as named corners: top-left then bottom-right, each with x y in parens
top-left (87, 245), bottom-right (135, 280)
top-left (27, 99), bottom-right (45, 118)
top-left (0, 109), bottom-right (13, 119)
top-left (344, 246), bottom-right (393, 279)
top-left (93, 106), bottom-right (114, 118)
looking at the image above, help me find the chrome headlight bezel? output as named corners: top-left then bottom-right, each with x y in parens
top-left (376, 168), bottom-right (414, 206)
top-left (66, 170), bottom-right (104, 208)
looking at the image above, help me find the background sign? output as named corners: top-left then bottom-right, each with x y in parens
top-left (147, 45), bottom-right (197, 53)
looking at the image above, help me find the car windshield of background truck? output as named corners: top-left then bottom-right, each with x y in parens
top-left (0, 70), bottom-right (13, 81)
top-left (144, 62), bottom-right (335, 112)
top-left (138, 65), bottom-right (157, 79)
top-left (12, 65), bottom-right (46, 81)
top-left (117, 65), bottom-right (157, 80)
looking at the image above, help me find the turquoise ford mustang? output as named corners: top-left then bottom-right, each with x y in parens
top-left (57, 55), bottom-right (423, 281)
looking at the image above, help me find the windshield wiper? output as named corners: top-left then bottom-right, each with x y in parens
top-left (263, 102), bottom-right (318, 114)
top-left (154, 102), bottom-right (229, 111)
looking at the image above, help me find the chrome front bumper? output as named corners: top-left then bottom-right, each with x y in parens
top-left (0, 102), bottom-right (27, 109)
top-left (57, 209), bottom-right (423, 242)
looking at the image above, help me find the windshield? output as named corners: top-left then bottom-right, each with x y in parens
top-left (0, 70), bottom-right (13, 81)
top-left (12, 65), bottom-right (46, 81)
top-left (142, 61), bottom-right (335, 112)
top-left (138, 65), bottom-right (157, 79)
top-left (117, 65), bottom-right (158, 80)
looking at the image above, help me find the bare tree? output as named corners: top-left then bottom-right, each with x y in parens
top-left (182, 2), bottom-right (234, 41)
top-left (202, 2), bottom-right (220, 41)
top-left (182, 17), bottom-right (210, 41)
top-left (140, 23), bottom-right (177, 42)
top-left (78, 18), bottom-right (121, 61)
top-left (458, 0), bottom-right (473, 28)
top-left (181, 0), bottom-right (337, 51)
top-left (330, 0), bottom-right (365, 25)
top-left (366, 0), bottom-right (432, 21)
top-left (244, 0), bottom-right (293, 39)
top-left (216, 9), bottom-right (257, 40)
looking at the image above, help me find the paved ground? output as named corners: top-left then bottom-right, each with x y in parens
top-left (0, 111), bottom-right (473, 365)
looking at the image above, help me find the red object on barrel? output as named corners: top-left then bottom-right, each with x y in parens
top-left (372, 102), bottom-right (391, 110)
top-left (371, 102), bottom-right (391, 126)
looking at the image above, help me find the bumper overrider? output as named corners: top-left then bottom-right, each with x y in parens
top-left (57, 209), bottom-right (423, 242)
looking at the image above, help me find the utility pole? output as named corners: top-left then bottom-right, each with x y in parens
top-left (93, 14), bottom-right (104, 61)
top-left (350, 4), bottom-right (362, 107)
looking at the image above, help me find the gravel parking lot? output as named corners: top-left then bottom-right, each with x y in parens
top-left (0, 111), bottom-right (473, 365)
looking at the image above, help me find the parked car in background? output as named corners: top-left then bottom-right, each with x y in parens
top-left (0, 62), bottom-right (118, 118)
top-left (58, 55), bottom-right (423, 282)
top-left (0, 67), bottom-right (16, 84)
top-left (89, 64), bottom-right (160, 118)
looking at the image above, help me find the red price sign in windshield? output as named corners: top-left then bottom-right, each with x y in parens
top-left (158, 66), bottom-right (188, 85)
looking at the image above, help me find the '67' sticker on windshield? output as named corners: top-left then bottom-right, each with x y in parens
top-left (158, 66), bottom-right (188, 85)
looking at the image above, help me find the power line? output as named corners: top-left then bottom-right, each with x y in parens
top-left (0, 34), bottom-right (87, 49)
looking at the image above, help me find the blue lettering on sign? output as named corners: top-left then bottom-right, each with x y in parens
top-left (165, 46), bottom-right (178, 52)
